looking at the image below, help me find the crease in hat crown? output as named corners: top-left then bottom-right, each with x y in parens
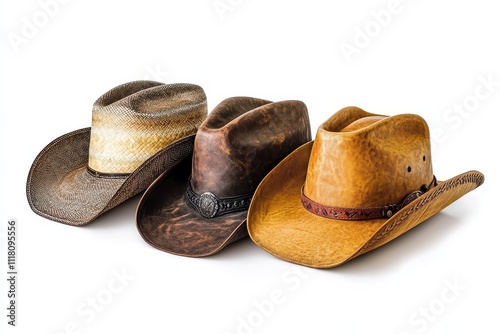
top-left (303, 106), bottom-right (434, 214)
top-left (87, 81), bottom-right (207, 175)
top-left (190, 97), bottom-right (312, 200)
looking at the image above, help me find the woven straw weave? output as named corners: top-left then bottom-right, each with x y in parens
top-left (88, 82), bottom-right (206, 174)
top-left (26, 81), bottom-right (207, 225)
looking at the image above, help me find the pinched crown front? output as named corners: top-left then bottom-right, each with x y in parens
top-left (187, 97), bottom-right (312, 218)
top-left (303, 107), bottom-right (434, 215)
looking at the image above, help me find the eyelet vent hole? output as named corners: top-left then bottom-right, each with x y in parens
top-left (407, 166), bottom-right (412, 173)
top-left (423, 156), bottom-right (426, 162)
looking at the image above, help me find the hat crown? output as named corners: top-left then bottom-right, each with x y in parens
top-left (190, 97), bottom-right (312, 197)
top-left (304, 107), bottom-right (433, 208)
top-left (87, 81), bottom-right (207, 174)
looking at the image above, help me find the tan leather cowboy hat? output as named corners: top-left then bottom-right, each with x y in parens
top-left (27, 81), bottom-right (207, 226)
top-left (247, 107), bottom-right (484, 268)
top-left (136, 97), bottom-right (312, 257)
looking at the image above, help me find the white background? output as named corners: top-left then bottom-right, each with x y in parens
top-left (1, 0), bottom-right (499, 333)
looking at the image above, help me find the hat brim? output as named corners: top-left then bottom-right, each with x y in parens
top-left (247, 142), bottom-right (484, 268)
top-left (26, 128), bottom-right (195, 226)
top-left (136, 155), bottom-right (249, 257)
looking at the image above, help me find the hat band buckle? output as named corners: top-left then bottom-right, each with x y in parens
top-left (186, 177), bottom-right (253, 219)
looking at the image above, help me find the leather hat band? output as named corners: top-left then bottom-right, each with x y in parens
top-left (301, 176), bottom-right (437, 221)
top-left (186, 178), bottom-right (254, 219)
top-left (86, 166), bottom-right (129, 179)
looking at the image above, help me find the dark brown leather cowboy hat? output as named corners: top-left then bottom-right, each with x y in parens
top-left (247, 107), bottom-right (484, 268)
top-left (136, 97), bottom-right (312, 257)
top-left (26, 81), bottom-right (207, 226)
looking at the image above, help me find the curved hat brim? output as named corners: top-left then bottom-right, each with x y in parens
top-left (136, 156), bottom-right (249, 257)
top-left (247, 142), bottom-right (484, 268)
top-left (26, 128), bottom-right (195, 226)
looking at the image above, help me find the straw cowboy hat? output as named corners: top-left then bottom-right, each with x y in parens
top-left (136, 97), bottom-right (312, 257)
top-left (27, 81), bottom-right (207, 226)
top-left (247, 106), bottom-right (484, 268)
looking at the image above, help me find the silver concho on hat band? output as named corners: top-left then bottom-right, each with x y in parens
top-left (186, 178), bottom-right (253, 219)
top-left (198, 192), bottom-right (220, 218)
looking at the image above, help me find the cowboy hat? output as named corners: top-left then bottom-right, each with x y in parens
top-left (27, 80), bottom-right (207, 226)
top-left (136, 96), bottom-right (312, 256)
top-left (247, 106), bottom-right (484, 268)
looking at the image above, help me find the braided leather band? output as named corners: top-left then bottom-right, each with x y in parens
top-left (186, 178), bottom-right (253, 219)
top-left (301, 176), bottom-right (437, 220)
